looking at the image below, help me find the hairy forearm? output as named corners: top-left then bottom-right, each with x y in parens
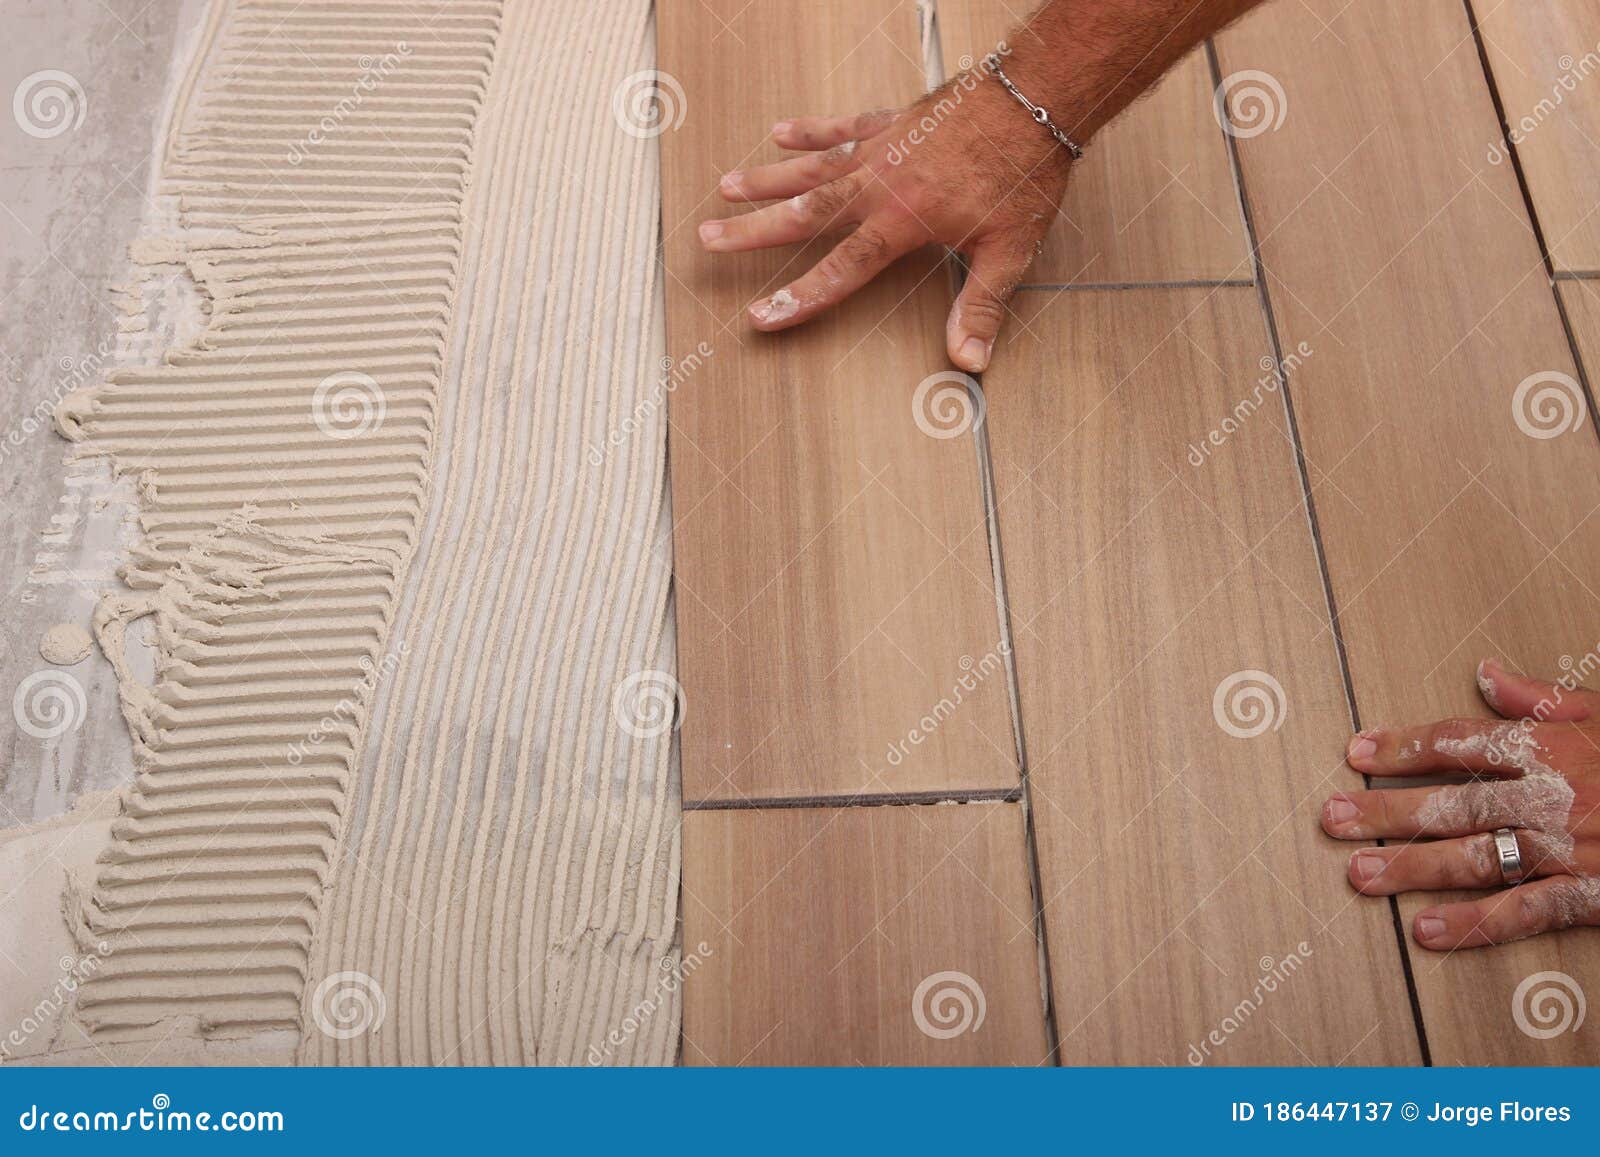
top-left (999, 0), bottom-right (1266, 142)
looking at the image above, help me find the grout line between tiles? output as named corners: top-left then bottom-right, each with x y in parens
top-left (683, 786), bottom-right (1024, 811)
top-left (1205, 34), bottom-right (1434, 1068)
top-left (1017, 277), bottom-right (1256, 292)
top-left (927, 0), bottom-right (1064, 1066)
top-left (1553, 270), bottom-right (1600, 281)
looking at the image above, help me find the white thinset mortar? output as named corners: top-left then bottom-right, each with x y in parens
top-left (31, 0), bottom-right (679, 1065)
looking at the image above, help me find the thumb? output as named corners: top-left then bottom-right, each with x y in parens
top-left (948, 235), bottom-right (1033, 373)
top-left (1476, 656), bottom-right (1600, 722)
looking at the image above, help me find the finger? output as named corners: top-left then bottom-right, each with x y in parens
top-left (947, 235), bottom-right (1035, 373)
top-left (1346, 830), bottom-right (1572, 895)
top-left (1321, 779), bottom-right (1561, 840)
top-left (1345, 717), bottom-right (1546, 777)
top-left (1476, 656), bottom-right (1600, 722)
top-left (747, 220), bottom-right (914, 331)
top-left (1413, 874), bottom-right (1600, 950)
top-left (771, 110), bottom-right (896, 151)
top-left (721, 142), bottom-right (863, 203)
top-left (699, 174), bottom-right (864, 252)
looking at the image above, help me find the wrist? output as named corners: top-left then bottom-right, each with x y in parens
top-left (984, 52), bottom-right (1084, 160)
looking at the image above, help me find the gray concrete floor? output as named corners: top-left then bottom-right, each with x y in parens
top-left (1, 0), bottom-right (204, 826)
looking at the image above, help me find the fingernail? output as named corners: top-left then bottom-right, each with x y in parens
top-left (772, 120), bottom-right (792, 137)
top-left (1324, 794), bottom-right (1358, 827)
top-left (720, 171), bottom-right (742, 192)
top-left (1347, 733), bottom-right (1378, 761)
top-left (1416, 914), bottom-right (1446, 942)
top-left (698, 220), bottom-right (723, 245)
top-left (1350, 851), bottom-right (1385, 883)
top-left (958, 336), bottom-right (991, 371)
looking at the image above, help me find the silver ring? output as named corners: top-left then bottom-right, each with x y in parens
top-left (1492, 828), bottom-right (1526, 885)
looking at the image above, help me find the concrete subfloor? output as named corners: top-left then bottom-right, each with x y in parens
top-left (2, 0), bottom-right (206, 829)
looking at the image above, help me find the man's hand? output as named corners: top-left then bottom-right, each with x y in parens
top-left (697, 0), bottom-right (1266, 372)
top-left (1324, 659), bottom-right (1600, 949)
top-left (699, 72), bottom-right (1071, 374)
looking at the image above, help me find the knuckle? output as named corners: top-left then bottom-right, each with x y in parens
top-left (1514, 887), bottom-right (1553, 931)
top-left (844, 227), bottom-right (893, 267)
top-left (820, 142), bottom-right (857, 169)
top-left (1462, 784), bottom-right (1505, 830)
top-left (1428, 717), bottom-right (1483, 745)
top-left (961, 293), bottom-right (1007, 329)
top-left (855, 108), bottom-right (896, 137)
top-left (803, 178), bottom-right (858, 221)
top-left (1462, 833), bottom-right (1499, 884)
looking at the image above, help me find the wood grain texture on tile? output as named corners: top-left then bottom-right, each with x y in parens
top-left (681, 803), bottom-right (1048, 1064)
top-left (1561, 278), bottom-right (1600, 379)
top-left (939, 0), bottom-right (1247, 285)
top-left (985, 286), bottom-right (1419, 1065)
top-left (1479, 1), bottom-right (1600, 271)
top-left (1218, 0), bottom-right (1600, 1064)
top-left (659, 0), bottom-right (1016, 801)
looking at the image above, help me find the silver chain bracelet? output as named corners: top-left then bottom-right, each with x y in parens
top-left (983, 52), bottom-right (1084, 160)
